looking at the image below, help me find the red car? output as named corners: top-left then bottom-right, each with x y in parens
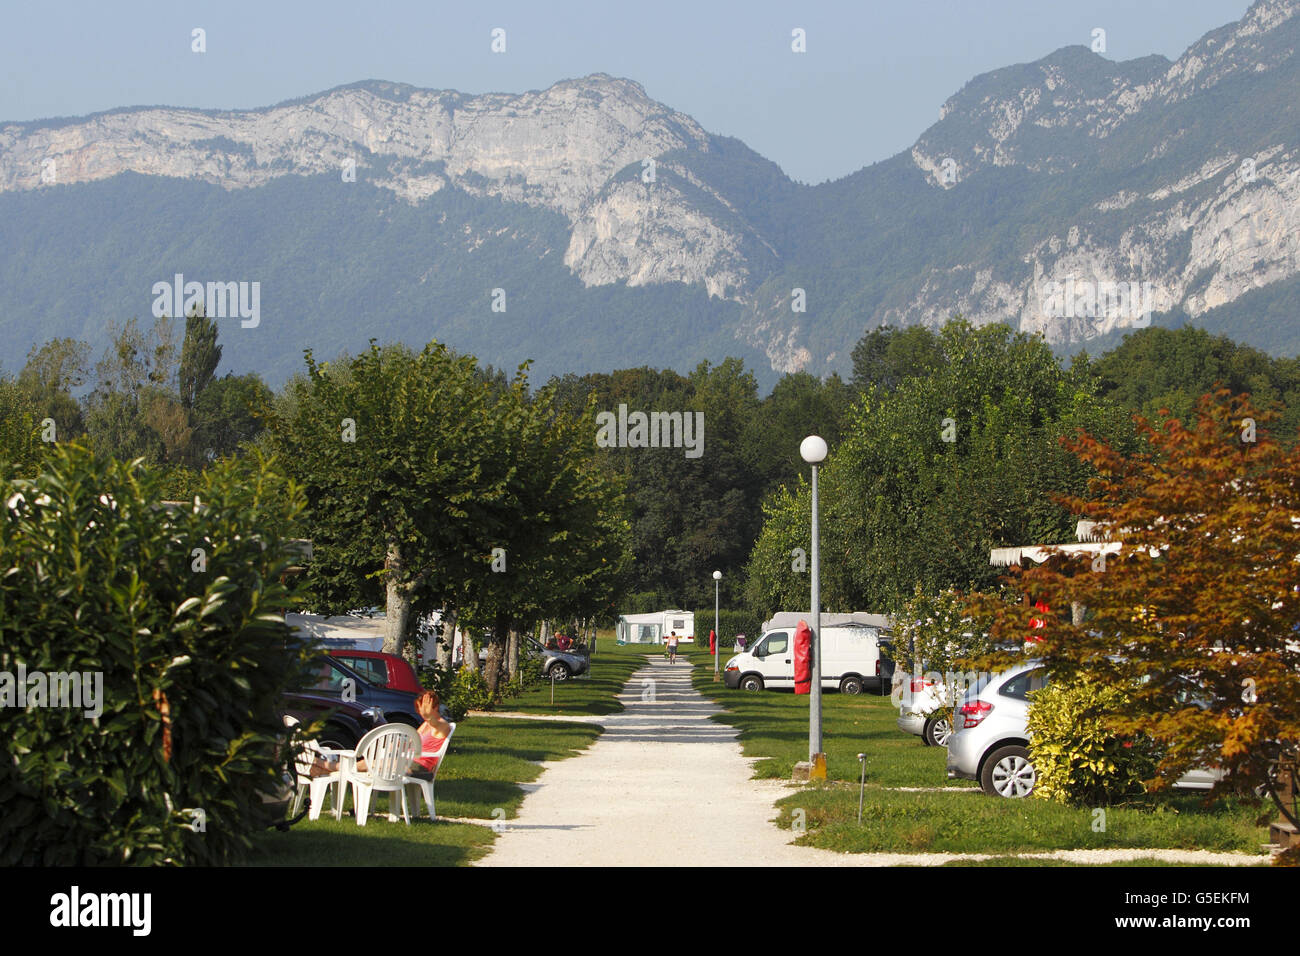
top-left (328, 649), bottom-right (423, 694)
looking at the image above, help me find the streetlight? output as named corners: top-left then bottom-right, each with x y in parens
top-left (800, 434), bottom-right (828, 780)
top-left (712, 570), bottom-right (722, 681)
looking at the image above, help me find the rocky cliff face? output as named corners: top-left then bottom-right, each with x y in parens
top-left (0, 75), bottom-right (765, 299)
top-left (891, 0), bottom-right (1300, 351)
top-left (3, 1), bottom-right (1299, 378)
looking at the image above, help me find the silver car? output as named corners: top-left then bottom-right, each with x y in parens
top-left (946, 664), bottom-right (1046, 796)
top-left (946, 663), bottom-right (1224, 797)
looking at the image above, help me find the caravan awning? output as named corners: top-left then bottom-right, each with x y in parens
top-left (286, 612), bottom-right (386, 651)
top-left (989, 541), bottom-right (1120, 567)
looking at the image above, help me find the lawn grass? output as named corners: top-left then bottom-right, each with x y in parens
top-left (687, 644), bottom-right (1272, 858)
top-left (771, 784), bottom-right (1266, 854)
top-left (246, 716), bottom-right (603, 865)
top-left (502, 639), bottom-right (649, 716)
top-left (932, 856), bottom-right (1272, 867)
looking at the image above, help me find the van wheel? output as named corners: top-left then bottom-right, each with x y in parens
top-left (839, 676), bottom-right (863, 695)
top-left (740, 675), bottom-right (764, 692)
top-left (980, 745), bottom-right (1035, 798)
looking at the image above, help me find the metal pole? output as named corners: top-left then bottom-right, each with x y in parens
top-left (810, 462), bottom-right (822, 765)
top-left (857, 753), bottom-right (867, 823)
top-left (713, 578), bottom-right (720, 680)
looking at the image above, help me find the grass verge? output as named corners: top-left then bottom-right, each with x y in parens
top-left (687, 644), bottom-right (1270, 858)
top-left (247, 716), bottom-right (603, 865)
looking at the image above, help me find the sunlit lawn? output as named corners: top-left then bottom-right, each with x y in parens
top-left (503, 637), bottom-right (649, 716)
top-left (247, 716), bottom-right (603, 865)
top-left (687, 646), bottom-right (1272, 859)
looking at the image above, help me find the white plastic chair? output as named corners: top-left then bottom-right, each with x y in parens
top-left (283, 715), bottom-right (344, 821)
top-left (342, 724), bottom-right (421, 826)
top-left (402, 722), bottom-right (457, 821)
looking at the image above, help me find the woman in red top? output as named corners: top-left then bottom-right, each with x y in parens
top-left (409, 689), bottom-right (452, 778)
top-left (309, 689), bottom-right (451, 778)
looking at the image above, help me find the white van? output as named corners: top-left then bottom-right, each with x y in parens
top-left (722, 622), bottom-right (890, 694)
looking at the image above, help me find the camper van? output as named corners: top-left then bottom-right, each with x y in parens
top-left (723, 612), bottom-right (891, 694)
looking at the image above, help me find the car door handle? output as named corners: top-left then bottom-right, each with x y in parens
top-left (785, 659), bottom-right (791, 663)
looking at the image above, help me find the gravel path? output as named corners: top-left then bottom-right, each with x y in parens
top-left (472, 657), bottom-right (1270, 867)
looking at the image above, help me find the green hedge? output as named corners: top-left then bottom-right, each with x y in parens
top-left (692, 608), bottom-right (764, 649)
top-left (0, 445), bottom-right (312, 865)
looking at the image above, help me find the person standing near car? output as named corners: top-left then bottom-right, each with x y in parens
top-left (666, 631), bottom-right (679, 664)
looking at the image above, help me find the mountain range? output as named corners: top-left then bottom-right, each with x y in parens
top-left (2, 0), bottom-right (1299, 387)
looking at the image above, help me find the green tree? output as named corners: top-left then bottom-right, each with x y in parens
top-left (746, 319), bottom-right (1131, 614)
top-left (850, 324), bottom-right (944, 392)
top-left (178, 308), bottom-right (222, 411)
top-left (16, 337), bottom-right (91, 441)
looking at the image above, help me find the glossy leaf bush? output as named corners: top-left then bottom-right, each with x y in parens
top-left (0, 445), bottom-right (311, 865)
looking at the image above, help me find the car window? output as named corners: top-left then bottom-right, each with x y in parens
top-left (310, 659), bottom-right (351, 693)
top-left (999, 668), bottom-right (1048, 700)
top-left (765, 633), bottom-right (789, 655)
top-left (341, 657), bottom-right (387, 686)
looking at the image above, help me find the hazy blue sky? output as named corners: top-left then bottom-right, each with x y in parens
top-left (1, 0), bottom-right (1253, 183)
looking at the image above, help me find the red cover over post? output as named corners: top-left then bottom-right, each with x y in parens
top-left (794, 620), bottom-right (812, 695)
top-left (709, 629), bottom-right (717, 655)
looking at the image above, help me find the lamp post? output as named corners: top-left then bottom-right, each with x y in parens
top-left (712, 570), bottom-right (722, 681)
top-left (800, 434), bottom-right (828, 779)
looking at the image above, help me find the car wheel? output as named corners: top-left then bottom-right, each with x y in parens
top-left (980, 745), bottom-right (1035, 798)
top-left (923, 715), bottom-right (952, 748)
top-left (840, 676), bottom-right (863, 695)
top-left (318, 724), bottom-right (357, 752)
top-left (389, 713), bottom-right (420, 728)
top-left (548, 662), bottom-right (571, 682)
top-left (740, 674), bottom-right (764, 692)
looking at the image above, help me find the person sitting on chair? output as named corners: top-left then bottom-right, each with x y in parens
top-left (308, 689), bottom-right (451, 778)
top-left (408, 689), bottom-right (452, 780)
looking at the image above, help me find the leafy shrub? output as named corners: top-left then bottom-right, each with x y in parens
top-left (1027, 676), bottom-right (1157, 806)
top-left (418, 663), bottom-right (493, 722)
top-left (691, 607), bottom-right (763, 649)
top-left (0, 445), bottom-right (311, 865)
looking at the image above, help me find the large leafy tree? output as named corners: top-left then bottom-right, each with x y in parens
top-left (968, 390), bottom-right (1300, 835)
top-left (745, 319), bottom-right (1132, 615)
top-left (1091, 326), bottom-right (1300, 438)
top-left (270, 340), bottom-right (630, 670)
top-left (456, 381), bottom-right (631, 697)
top-left (269, 341), bottom-right (517, 654)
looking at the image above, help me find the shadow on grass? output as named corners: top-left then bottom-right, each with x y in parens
top-left (247, 818), bottom-right (494, 867)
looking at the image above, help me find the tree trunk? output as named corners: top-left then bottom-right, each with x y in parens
top-left (383, 541), bottom-right (414, 656)
top-left (506, 627), bottom-right (520, 680)
top-left (483, 613), bottom-right (509, 700)
top-left (539, 620), bottom-right (551, 646)
top-left (437, 610), bottom-right (456, 669)
top-left (462, 628), bottom-right (479, 673)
